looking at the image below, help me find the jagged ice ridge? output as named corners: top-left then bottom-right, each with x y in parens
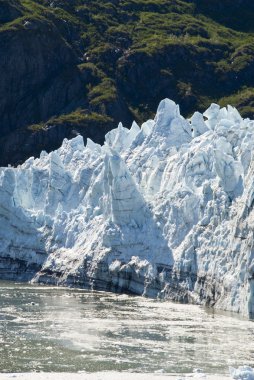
top-left (1, 98), bottom-right (254, 317)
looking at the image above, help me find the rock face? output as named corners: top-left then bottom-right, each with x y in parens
top-left (1, 98), bottom-right (254, 318)
top-left (0, 0), bottom-right (23, 23)
top-left (1, 0), bottom-right (254, 166)
top-left (0, 18), bottom-right (84, 136)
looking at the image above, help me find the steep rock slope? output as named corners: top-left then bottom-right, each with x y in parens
top-left (1, 0), bottom-right (254, 165)
top-left (1, 98), bottom-right (254, 318)
top-left (0, 18), bottom-right (83, 135)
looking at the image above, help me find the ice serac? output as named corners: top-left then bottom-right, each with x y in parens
top-left (1, 98), bottom-right (254, 317)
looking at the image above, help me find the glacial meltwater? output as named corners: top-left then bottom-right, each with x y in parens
top-left (0, 281), bottom-right (253, 375)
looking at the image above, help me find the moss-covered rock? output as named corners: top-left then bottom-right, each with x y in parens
top-left (1, 0), bottom-right (254, 164)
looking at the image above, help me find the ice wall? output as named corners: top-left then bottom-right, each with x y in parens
top-left (1, 98), bottom-right (254, 317)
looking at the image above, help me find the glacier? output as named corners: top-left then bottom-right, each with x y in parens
top-left (1, 98), bottom-right (254, 318)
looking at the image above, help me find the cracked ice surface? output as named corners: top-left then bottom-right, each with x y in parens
top-left (1, 98), bottom-right (254, 317)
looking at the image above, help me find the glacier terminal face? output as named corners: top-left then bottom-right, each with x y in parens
top-left (1, 98), bottom-right (254, 317)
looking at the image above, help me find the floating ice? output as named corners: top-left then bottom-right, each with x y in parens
top-left (1, 99), bottom-right (254, 317)
top-left (229, 366), bottom-right (254, 380)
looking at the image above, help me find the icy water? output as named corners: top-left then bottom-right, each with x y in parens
top-left (0, 281), bottom-right (253, 374)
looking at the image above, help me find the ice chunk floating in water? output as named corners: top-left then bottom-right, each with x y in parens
top-left (1, 98), bottom-right (254, 318)
top-left (230, 366), bottom-right (254, 380)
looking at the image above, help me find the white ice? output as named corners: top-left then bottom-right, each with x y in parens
top-left (229, 366), bottom-right (254, 380)
top-left (1, 99), bottom-right (254, 317)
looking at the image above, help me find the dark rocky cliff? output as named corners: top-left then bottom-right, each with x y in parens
top-left (1, 0), bottom-right (254, 165)
top-left (0, 18), bottom-right (83, 135)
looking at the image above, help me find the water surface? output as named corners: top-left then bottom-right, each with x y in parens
top-left (0, 281), bottom-right (253, 374)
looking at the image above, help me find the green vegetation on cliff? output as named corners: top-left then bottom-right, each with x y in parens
top-left (0, 0), bottom-right (254, 164)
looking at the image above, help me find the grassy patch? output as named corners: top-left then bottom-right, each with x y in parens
top-left (219, 87), bottom-right (254, 118)
top-left (48, 109), bottom-right (113, 127)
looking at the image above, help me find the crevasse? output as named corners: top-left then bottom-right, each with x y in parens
top-left (1, 98), bottom-right (254, 318)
